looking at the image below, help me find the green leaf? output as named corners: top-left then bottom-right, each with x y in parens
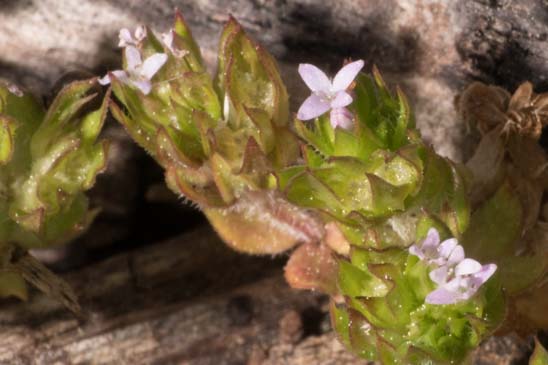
top-left (337, 260), bottom-right (389, 298)
top-left (0, 115), bottom-right (17, 164)
top-left (330, 301), bottom-right (351, 348)
top-left (353, 71), bottom-right (411, 151)
top-left (410, 149), bottom-right (470, 235)
top-left (31, 79), bottom-right (95, 157)
top-left (173, 10), bottom-right (205, 72)
top-left (217, 17), bottom-right (289, 126)
top-left (462, 182), bottom-right (521, 260)
top-left (347, 308), bottom-right (377, 360)
top-left (530, 338), bottom-right (548, 365)
top-left (0, 79), bottom-right (106, 312)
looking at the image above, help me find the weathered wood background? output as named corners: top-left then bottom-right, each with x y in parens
top-left (0, 0), bottom-right (546, 364)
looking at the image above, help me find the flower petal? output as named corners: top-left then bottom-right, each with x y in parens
top-left (118, 28), bottom-right (133, 47)
top-left (425, 287), bottom-right (462, 305)
top-left (429, 266), bottom-right (449, 285)
top-left (134, 25), bottom-right (147, 41)
top-left (98, 74), bottom-right (112, 86)
top-left (125, 46), bottom-right (142, 71)
top-left (140, 53), bottom-right (168, 80)
top-left (438, 238), bottom-right (458, 259)
top-left (421, 228), bottom-right (440, 256)
top-left (130, 78), bottom-right (152, 95)
top-left (472, 263), bottom-right (497, 284)
top-left (455, 258), bottom-right (482, 276)
top-left (408, 244), bottom-right (425, 260)
top-left (106, 70), bottom-right (130, 85)
top-left (298, 64), bottom-right (332, 93)
top-left (331, 91), bottom-right (353, 108)
top-left (329, 107), bottom-right (353, 129)
top-left (447, 245), bottom-right (464, 265)
top-left (297, 94), bottom-right (331, 120)
top-left (332, 60), bottom-right (364, 91)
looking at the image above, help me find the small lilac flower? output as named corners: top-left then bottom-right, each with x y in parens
top-left (408, 228), bottom-right (462, 267)
top-left (297, 60), bottom-right (364, 129)
top-left (118, 26), bottom-right (146, 47)
top-left (409, 228), bottom-right (497, 305)
top-left (426, 261), bottom-right (497, 305)
top-left (99, 46), bottom-right (167, 95)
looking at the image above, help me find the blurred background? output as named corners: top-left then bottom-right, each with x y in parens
top-left (0, 0), bottom-right (547, 363)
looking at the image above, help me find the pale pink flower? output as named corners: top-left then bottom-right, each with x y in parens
top-left (297, 60), bottom-right (364, 129)
top-left (409, 228), bottom-right (497, 305)
top-left (426, 260), bottom-right (497, 305)
top-left (408, 228), bottom-right (463, 267)
top-left (98, 46), bottom-right (167, 95)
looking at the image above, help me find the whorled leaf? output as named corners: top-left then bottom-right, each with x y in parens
top-left (284, 69), bottom-right (502, 364)
top-left (9, 80), bottom-right (108, 240)
top-left (0, 79), bottom-right (108, 308)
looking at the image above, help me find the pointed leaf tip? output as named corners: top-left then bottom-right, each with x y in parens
top-left (530, 338), bottom-right (548, 365)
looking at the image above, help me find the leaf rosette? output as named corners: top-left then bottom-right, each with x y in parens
top-left (281, 69), bottom-right (503, 364)
top-left (108, 14), bottom-right (320, 255)
top-left (0, 78), bottom-right (108, 305)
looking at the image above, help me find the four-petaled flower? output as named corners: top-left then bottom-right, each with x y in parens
top-left (297, 60), bottom-right (364, 130)
top-left (409, 228), bottom-right (497, 305)
top-left (99, 46), bottom-right (167, 95)
top-left (99, 27), bottom-right (168, 95)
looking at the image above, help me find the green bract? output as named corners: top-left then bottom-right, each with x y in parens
top-left (0, 79), bottom-right (108, 308)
